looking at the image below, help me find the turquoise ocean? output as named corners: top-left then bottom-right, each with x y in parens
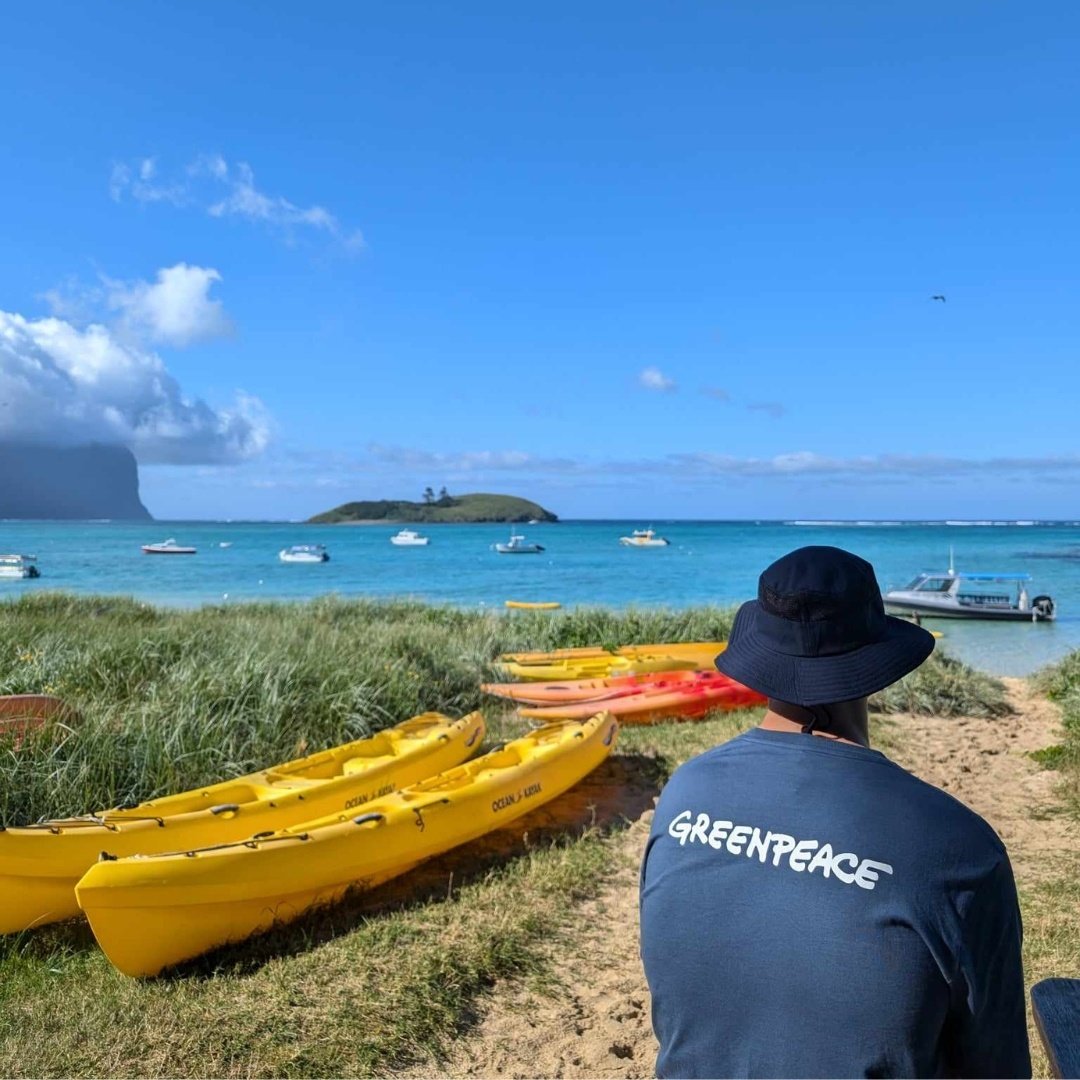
top-left (4, 519), bottom-right (1080, 676)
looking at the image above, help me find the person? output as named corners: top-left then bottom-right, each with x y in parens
top-left (639, 546), bottom-right (1030, 1079)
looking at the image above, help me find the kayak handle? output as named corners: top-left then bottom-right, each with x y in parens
top-left (210, 803), bottom-right (240, 815)
top-left (352, 812), bottom-right (385, 826)
top-left (466, 727), bottom-right (482, 748)
top-left (603, 724), bottom-right (617, 746)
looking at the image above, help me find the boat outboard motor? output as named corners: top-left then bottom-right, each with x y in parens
top-left (1032, 595), bottom-right (1055, 621)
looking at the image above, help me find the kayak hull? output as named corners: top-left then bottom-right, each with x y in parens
top-left (77, 715), bottom-right (618, 977)
top-left (0, 711), bottom-right (484, 933)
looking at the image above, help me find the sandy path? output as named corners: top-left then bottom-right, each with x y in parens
top-left (415, 678), bottom-right (1073, 1078)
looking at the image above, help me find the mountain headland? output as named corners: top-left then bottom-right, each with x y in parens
top-left (0, 443), bottom-right (151, 520)
top-left (308, 492), bottom-right (557, 524)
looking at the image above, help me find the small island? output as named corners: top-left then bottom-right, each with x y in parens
top-left (308, 489), bottom-right (558, 525)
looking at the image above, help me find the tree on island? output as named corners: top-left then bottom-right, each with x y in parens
top-left (436, 485), bottom-right (454, 508)
top-left (422, 486), bottom-right (435, 504)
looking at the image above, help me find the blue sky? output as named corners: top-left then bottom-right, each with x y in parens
top-left (2, 1), bottom-right (1079, 520)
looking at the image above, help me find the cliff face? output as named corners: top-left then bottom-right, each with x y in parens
top-left (0, 443), bottom-right (152, 520)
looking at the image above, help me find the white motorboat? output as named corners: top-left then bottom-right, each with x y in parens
top-left (494, 532), bottom-right (545, 555)
top-left (142, 539), bottom-right (197, 555)
top-left (619, 528), bottom-right (670, 548)
top-left (390, 529), bottom-right (430, 547)
top-left (884, 565), bottom-right (1055, 622)
top-left (0, 554), bottom-right (39, 579)
top-left (279, 544), bottom-right (330, 563)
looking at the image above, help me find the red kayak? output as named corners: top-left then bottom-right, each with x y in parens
top-left (482, 669), bottom-right (736, 707)
top-left (518, 681), bottom-right (766, 725)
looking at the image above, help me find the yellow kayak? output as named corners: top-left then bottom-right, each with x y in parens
top-left (0, 712), bottom-right (484, 934)
top-left (77, 714), bottom-right (618, 977)
top-left (500, 641), bottom-right (726, 663)
top-left (497, 642), bottom-right (727, 682)
top-left (505, 600), bottom-right (561, 610)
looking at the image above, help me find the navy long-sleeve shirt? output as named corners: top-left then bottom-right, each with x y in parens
top-left (640, 728), bottom-right (1030, 1079)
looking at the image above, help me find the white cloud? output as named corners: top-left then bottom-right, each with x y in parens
top-left (107, 263), bottom-right (232, 347)
top-left (109, 160), bottom-right (187, 206)
top-left (639, 366), bottom-right (676, 392)
top-left (111, 155), bottom-right (364, 251)
top-left (0, 310), bottom-right (269, 465)
top-left (367, 444), bottom-right (579, 473)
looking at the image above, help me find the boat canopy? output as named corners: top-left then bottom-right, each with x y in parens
top-left (956, 572), bottom-right (1031, 581)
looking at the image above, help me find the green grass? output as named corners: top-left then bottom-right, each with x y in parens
top-left (1033, 653), bottom-right (1080, 815)
top-left (0, 593), bottom-right (738, 823)
top-left (0, 593), bottom-right (1013, 1077)
top-left (871, 651), bottom-right (1013, 718)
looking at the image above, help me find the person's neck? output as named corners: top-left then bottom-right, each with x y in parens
top-left (759, 698), bottom-right (871, 748)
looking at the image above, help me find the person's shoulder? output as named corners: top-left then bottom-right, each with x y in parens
top-left (878, 759), bottom-right (1006, 858)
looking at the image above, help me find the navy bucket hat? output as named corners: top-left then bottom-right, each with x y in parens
top-left (714, 545), bottom-right (935, 706)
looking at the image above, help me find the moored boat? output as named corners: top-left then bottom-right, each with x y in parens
top-left (619, 528), bottom-right (669, 548)
top-left (0, 554), bottom-right (40, 578)
top-left (279, 544), bottom-right (329, 563)
top-left (142, 539), bottom-right (196, 555)
top-left (0, 712), bottom-right (484, 934)
top-left (883, 568), bottom-right (1055, 622)
top-left (76, 715), bottom-right (617, 977)
top-left (390, 529), bottom-right (430, 546)
top-left (494, 532), bottom-right (545, 554)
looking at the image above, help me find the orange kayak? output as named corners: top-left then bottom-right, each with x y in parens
top-left (483, 669), bottom-right (736, 706)
top-left (518, 681), bottom-right (765, 725)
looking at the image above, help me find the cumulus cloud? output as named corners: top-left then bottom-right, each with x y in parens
top-left (639, 366), bottom-right (676, 392)
top-left (0, 310), bottom-right (269, 464)
top-left (106, 263), bottom-right (232, 347)
top-left (110, 155), bottom-right (364, 251)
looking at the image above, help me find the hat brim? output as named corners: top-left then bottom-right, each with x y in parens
top-left (714, 600), bottom-right (936, 707)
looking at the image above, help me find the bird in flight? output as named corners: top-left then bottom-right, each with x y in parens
top-left (931, 295), bottom-right (946, 302)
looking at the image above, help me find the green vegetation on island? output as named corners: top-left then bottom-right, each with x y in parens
top-left (0, 593), bottom-right (1017, 1077)
top-left (308, 489), bottom-right (558, 525)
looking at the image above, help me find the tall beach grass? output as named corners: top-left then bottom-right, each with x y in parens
top-left (0, 593), bottom-right (1005, 825)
